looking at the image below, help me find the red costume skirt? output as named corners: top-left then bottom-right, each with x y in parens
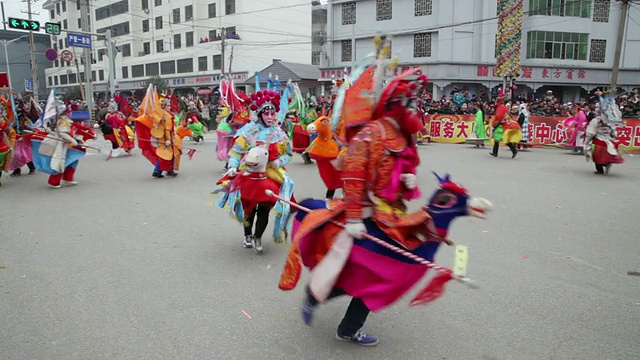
top-left (592, 139), bottom-right (625, 165)
top-left (232, 172), bottom-right (281, 215)
top-left (292, 125), bottom-right (310, 153)
top-left (310, 154), bottom-right (342, 190)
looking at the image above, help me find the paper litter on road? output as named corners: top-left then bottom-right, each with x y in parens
top-left (241, 310), bottom-right (252, 319)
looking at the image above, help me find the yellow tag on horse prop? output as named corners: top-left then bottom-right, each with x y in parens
top-left (453, 245), bottom-right (469, 277)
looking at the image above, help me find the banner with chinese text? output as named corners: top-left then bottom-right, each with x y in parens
top-left (424, 114), bottom-right (640, 153)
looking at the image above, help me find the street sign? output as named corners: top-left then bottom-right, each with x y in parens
top-left (60, 50), bottom-right (73, 63)
top-left (25, 78), bottom-right (33, 92)
top-left (67, 33), bottom-right (92, 48)
top-left (44, 22), bottom-right (61, 35)
top-left (8, 17), bottom-right (40, 32)
top-left (45, 48), bottom-right (58, 61)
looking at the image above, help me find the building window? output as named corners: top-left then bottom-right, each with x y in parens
top-left (225, 26), bottom-right (236, 37)
top-left (122, 66), bottom-right (129, 79)
top-left (146, 63), bottom-right (159, 76)
top-left (54, 59), bottom-right (59, 68)
top-left (80, 72), bottom-right (85, 82)
top-left (95, 1), bottom-right (129, 21)
top-left (342, 2), bottom-right (356, 25)
top-left (173, 8), bottom-right (181, 23)
top-left (208, 30), bottom-right (217, 40)
top-left (77, 18), bottom-right (81, 28)
top-left (50, 9), bottom-right (55, 19)
top-left (99, 70), bottom-right (104, 81)
top-left (155, 0), bottom-right (162, 6)
top-left (589, 39), bottom-right (606, 63)
top-left (198, 56), bottom-right (208, 71)
top-left (132, 64), bottom-right (144, 77)
top-left (121, 44), bottom-right (131, 57)
top-left (64, 38), bottom-right (68, 47)
top-left (54, 76), bottom-right (59, 85)
top-left (161, 60), bottom-right (176, 74)
top-left (312, 50), bottom-right (321, 65)
top-left (225, 0), bottom-right (235, 14)
top-left (174, 34), bottom-right (182, 49)
top-left (59, 39), bottom-right (63, 49)
top-left (413, 32), bottom-right (432, 58)
top-left (68, 73), bottom-right (77, 84)
top-left (98, 48), bottom-right (106, 61)
top-left (376, 0), bottom-right (392, 21)
top-left (213, 54), bottom-right (222, 70)
top-left (56, 2), bottom-right (60, 14)
top-left (60, 74), bottom-right (68, 85)
top-left (63, 19), bottom-right (67, 29)
top-left (208, 3), bottom-right (217, 18)
top-left (155, 16), bottom-right (163, 30)
top-left (61, 0), bottom-right (66, 12)
top-left (142, 0), bottom-right (149, 11)
top-left (593, 0), bottom-right (610, 22)
top-left (156, 39), bottom-right (164, 53)
top-left (186, 31), bottom-right (194, 47)
top-left (415, 0), bottom-right (432, 16)
top-left (177, 58), bottom-right (193, 73)
top-left (341, 40), bottom-right (352, 62)
top-left (48, 77), bottom-right (52, 86)
top-left (143, 42), bottom-right (151, 55)
top-left (529, 0), bottom-right (590, 18)
top-left (185, 5), bottom-right (193, 21)
top-left (96, 22), bottom-right (130, 37)
top-left (526, 31), bottom-right (588, 60)
top-left (142, 20), bottom-right (149, 32)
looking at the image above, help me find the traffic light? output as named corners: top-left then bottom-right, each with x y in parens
top-left (8, 17), bottom-right (40, 32)
top-left (44, 22), bottom-right (61, 35)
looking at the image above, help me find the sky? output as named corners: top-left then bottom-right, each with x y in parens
top-left (3, 0), bottom-right (49, 30)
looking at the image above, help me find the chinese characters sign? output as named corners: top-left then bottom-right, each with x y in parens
top-left (476, 65), bottom-right (588, 81)
top-left (424, 114), bottom-right (640, 153)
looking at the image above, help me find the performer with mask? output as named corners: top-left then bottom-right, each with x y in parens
top-left (219, 90), bottom-right (294, 252)
top-left (98, 101), bottom-right (135, 159)
top-left (584, 92), bottom-right (625, 175)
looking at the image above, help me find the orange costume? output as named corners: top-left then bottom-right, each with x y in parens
top-left (305, 115), bottom-right (342, 198)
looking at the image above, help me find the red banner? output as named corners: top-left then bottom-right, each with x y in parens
top-left (424, 114), bottom-right (640, 153)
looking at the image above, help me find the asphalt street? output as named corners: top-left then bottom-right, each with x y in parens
top-left (1, 134), bottom-right (639, 360)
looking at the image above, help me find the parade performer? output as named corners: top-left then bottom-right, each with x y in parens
top-left (563, 105), bottom-right (588, 153)
top-left (31, 99), bottom-right (96, 188)
top-left (214, 89), bottom-right (295, 253)
top-left (280, 42), bottom-right (434, 344)
top-left (98, 99), bottom-right (135, 158)
top-left (186, 101), bottom-right (205, 143)
top-left (466, 103), bottom-right (488, 148)
top-left (135, 85), bottom-right (183, 178)
top-left (217, 79), bottom-right (251, 170)
top-left (8, 116), bottom-right (37, 176)
top-left (489, 98), bottom-right (519, 158)
top-left (305, 115), bottom-right (342, 199)
top-left (584, 92), bottom-right (625, 175)
top-left (289, 85), bottom-right (317, 164)
top-left (516, 103), bottom-right (531, 149)
top-left (0, 102), bottom-right (13, 186)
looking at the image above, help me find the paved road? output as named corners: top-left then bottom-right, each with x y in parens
top-left (1, 135), bottom-right (639, 360)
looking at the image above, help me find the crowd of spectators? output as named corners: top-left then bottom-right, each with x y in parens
top-left (421, 87), bottom-right (640, 118)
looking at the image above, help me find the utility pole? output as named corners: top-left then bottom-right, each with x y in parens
top-left (228, 45), bottom-right (234, 74)
top-left (106, 29), bottom-right (115, 98)
top-left (220, 27), bottom-right (226, 76)
top-left (611, 0), bottom-right (631, 91)
top-left (22, 0), bottom-right (39, 101)
top-left (80, 0), bottom-right (93, 111)
top-left (74, 57), bottom-right (84, 101)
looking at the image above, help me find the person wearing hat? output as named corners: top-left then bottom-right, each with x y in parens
top-left (223, 90), bottom-right (294, 252)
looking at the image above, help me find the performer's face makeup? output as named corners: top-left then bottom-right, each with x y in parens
top-left (260, 108), bottom-right (276, 126)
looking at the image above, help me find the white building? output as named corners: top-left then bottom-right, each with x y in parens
top-left (320, 0), bottom-right (640, 101)
top-left (42, 0), bottom-right (312, 98)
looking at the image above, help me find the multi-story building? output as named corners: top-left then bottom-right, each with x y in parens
top-left (0, 29), bottom-right (51, 99)
top-left (311, 1), bottom-right (328, 65)
top-left (320, 0), bottom-right (640, 101)
top-left (42, 0), bottom-right (312, 98)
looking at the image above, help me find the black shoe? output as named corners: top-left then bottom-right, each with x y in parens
top-left (152, 172), bottom-right (164, 178)
top-left (489, 152), bottom-right (497, 157)
top-left (166, 172), bottom-right (178, 177)
top-left (594, 171), bottom-right (604, 175)
top-left (28, 168), bottom-right (36, 175)
top-left (512, 150), bottom-right (518, 158)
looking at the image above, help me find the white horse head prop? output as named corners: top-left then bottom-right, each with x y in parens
top-left (244, 145), bottom-right (269, 173)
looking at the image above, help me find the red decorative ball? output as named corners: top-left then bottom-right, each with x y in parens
top-left (263, 95), bottom-right (271, 102)
top-left (418, 75), bottom-right (428, 83)
top-left (511, 86), bottom-right (518, 92)
top-left (275, 105), bottom-right (280, 112)
top-left (409, 83), bottom-right (418, 91)
top-left (251, 93), bottom-right (258, 100)
top-left (250, 104), bottom-right (258, 111)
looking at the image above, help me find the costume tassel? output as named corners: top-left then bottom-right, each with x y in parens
top-left (409, 270), bottom-right (454, 306)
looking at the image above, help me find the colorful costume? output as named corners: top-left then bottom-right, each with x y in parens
top-left (135, 85), bottom-right (184, 178)
top-left (280, 40), bottom-right (434, 345)
top-left (214, 89), bottom-right (295, 253)
top-left (584, 93), bottom-right (625, 175)
top-left (186, 101), bottom-right (205, 143)
top-left (99, 100), bottom-right (135, 159)
top-left (305, 115), bottom-right (343, 199)
top-left (563, 107), bottom-right (587, 153)
top-left (31, 99), bottom-right (96, 188)
top-left (8, 118), bottom-right (37, 176)
top-left (517, 103), bottom-right (531, 149)
top-left (490, 100), bottom-right (519, 158)
top-left (0, 102), bottom-right (13, 186)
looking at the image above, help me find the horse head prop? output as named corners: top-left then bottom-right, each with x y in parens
top-left (243, 145), bottom-right (269, 173)
top-left (71, 121), bottom-right (97, 142)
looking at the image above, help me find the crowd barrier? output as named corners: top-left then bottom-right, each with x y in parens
top-left (423, 114), bottom-right (640, 153)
